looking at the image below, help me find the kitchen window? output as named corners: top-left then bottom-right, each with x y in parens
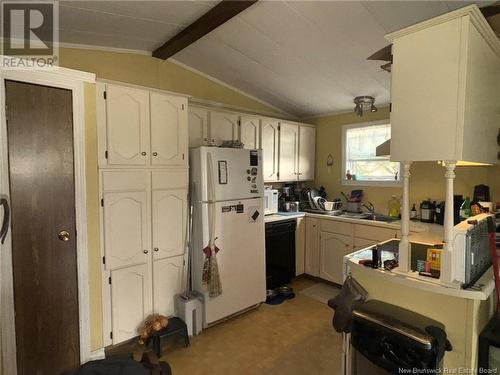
top-left (342, 121), bottom-right (401, 186)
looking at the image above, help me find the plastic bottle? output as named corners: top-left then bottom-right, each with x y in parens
top-left (459, 196), bottom-right (471, 221)
top-left (388, 195), bottom-right (400, 218)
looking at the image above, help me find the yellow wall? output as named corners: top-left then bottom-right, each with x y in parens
top-left (58, 47), bottom-right (282, 351)
top-left (310, 108), bottom-right (500, 213)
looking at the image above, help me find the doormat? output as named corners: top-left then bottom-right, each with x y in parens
top-left (299, 283), bottom-right (340, 304)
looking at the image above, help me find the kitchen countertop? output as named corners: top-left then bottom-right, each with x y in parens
top-left (265, 211), bottom-right (444, 243)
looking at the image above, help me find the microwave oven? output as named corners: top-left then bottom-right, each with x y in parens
top-left (264, 189), bottom-right (278, 215)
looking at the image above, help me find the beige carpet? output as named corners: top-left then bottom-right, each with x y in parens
top-left (164, 277), bottom-right (343, 375)
top-left (299, 282), bottom-right (341, 305)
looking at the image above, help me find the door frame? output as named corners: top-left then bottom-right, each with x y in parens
top-left (0, 59), bottom-right (96, 374)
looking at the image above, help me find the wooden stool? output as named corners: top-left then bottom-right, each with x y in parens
top-left (146, 317), bottom-right (190, 358)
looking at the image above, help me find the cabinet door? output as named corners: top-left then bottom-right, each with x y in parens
top-left (279, 122), bottom-right (299, 181)
top-left (188, 107), bottom-right (209, 147)
top-left (305, 218), bottom-right (320, 276)
top-left (152, 189), bottom-right (186, 260)
top-left (319, 232), bottom-right (352, 284)
top-left (111, 263), bottom-right (152, 344)
top-left (105, 84), bottom-right (150, 165)
top-left (295, 217), bottom-right (305, 276)
top-left (261, 119), bottom-right (279, 181)
top-left (153, 255), bottom-right (184, 317)
top-left (103, 191), bottom-right (150, 269)
top-left (240, 116), bottom-right (260, 150)
top-left (298, 125), bottom-right (316, 181)
top-left (353, 237), bottom-right (377, 252)
top-left (150, 92), bottom-right (187, 166)
top-left (209, 111), bottom-right (238, 146)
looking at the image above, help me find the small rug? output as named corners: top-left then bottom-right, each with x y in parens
top-left (299, 282), bottom-right (340, 304)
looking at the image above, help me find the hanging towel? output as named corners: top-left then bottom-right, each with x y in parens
top-left (201, 152), bottom-right (222, 297)
top-left (327, 276), bottom-right (367, 333)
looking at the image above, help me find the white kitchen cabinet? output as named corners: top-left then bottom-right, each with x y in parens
top-left (240, 116), bottom-right (260, 150)
top-left (150, 92), bottom-right (187, 166)
top-left (353, 237), bottom-right (378, 252)
top-left (103, 190), bottom-right (150, 270)
top-left (152, 189), bottom-right (187, 260)
top-left (209, 111), bottom-right (238, 146)
top-left (153, 255), bottom-right (184, 317)
top-left (388, 6), bottom-right (500, 164)
top-left (279, 122), bottom-right (299, 181)
top-left (319, 231), bottom-right (353, 284)
top-left (188, 106), bottom-right (210, 148)
top-left (295, 217), bottom-right (305, 276)
top-left (305, 217), bottom-right (320, 277)
top-left (261, 118), bottom-right (280, 182)
top-left (111, 263), bottom-right (152, 343)
top-left (298, 125), bottom-right (316, 181)
top-left (104, 84), bottom-right (150, 166)
top-left (98, 83), bottom-right (188, 167)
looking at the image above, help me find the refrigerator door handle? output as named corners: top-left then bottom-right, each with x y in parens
top-left (0, 197), bottom-right (10, 245)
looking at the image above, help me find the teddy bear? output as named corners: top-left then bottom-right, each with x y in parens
top-left (138, 314), bottom-right (169, 344)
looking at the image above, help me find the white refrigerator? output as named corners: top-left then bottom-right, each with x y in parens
top-left (190, 147), bottom-right (266, 327)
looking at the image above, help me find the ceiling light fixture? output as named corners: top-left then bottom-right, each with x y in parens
top-left (353, 96), bottom-right (377, 117)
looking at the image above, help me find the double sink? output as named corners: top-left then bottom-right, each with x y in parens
top-left (327, 211), bottom-right (399, 223)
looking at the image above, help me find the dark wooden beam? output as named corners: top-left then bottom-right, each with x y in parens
top-left (153, 0), bottom-right (258, 60)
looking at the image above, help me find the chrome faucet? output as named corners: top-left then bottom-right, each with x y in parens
top-left (362, 202), bottom-right (375, 217)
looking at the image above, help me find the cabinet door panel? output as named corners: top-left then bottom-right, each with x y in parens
top-left (188, 107), bottom-right (209, 147)
top-left (261, 119), bottom-right (279, 182)
top-left (305, 218), bottom-right (320, 276)
top-left (152, 189), bottom-right (187, 260)
top-left (104, 191), bottom-right (150, 269)
top-left (210, 111), bottom-right (238, 146)
top-left (279, 123), bottom-right (299, 181)
top-left (106, 85), bottom-right (150, 165)
top-left (153, 255), bottom-right (184, 317)
top-left (240, 116), bottom-right (260, 150)
top-left (319, 232), bottom-right (352, 284)
top-left (111, 264), bottom-right (152, 344)
top-left (353, 237), bottom-right (377, 251)
top-left (150, 92), bottom-right (187, 166)
top-left (298, 126), bottom-right (316, 181)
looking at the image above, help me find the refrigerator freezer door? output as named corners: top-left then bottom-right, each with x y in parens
top-left (192, 198), bottom-right (266, 326)
top-left (191, 147), bottom-right (263, 203)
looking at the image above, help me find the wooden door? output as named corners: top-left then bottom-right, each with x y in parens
top-left (150, 92), bottom-right (187, 166)
top-left (278, 122), bottom-right (299, 181)
top-left (105, 84), bottom-right (150, 165)
top-left (153, 255), bottom-right (184, 317)
top-left (261, 119), bottom-right (279, 181)
top-left (304, 218), bottom-right (319, 276)
top-left (111, 263), bottom-right (152, 343)
top-left (298, 125), bottom-right (316, 181)
top-left (103, 191), bottom-right (150, 269)
top-left (319, 231), bottom-right (352, 284)
top-left (152, 189), bottom-right (186, 260)
top-left (209, 111), bottom-right (238, 146)
top-left (188, 107), bottom-right (209, 147)
top-left (5, 80), bottom-right (80, 374)
top-left (240, 116), bottom-right (260, 149)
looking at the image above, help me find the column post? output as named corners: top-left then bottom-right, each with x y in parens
top-left (398, 161), bottom-right (412, 272)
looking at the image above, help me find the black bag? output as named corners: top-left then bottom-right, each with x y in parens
top-left (139, 351), bottom-right (172, 375)
top-left (62, 356), bottom-right (149, 375)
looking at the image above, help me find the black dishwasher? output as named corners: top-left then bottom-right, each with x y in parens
top-left (265, 219), bottom-right (296, 290)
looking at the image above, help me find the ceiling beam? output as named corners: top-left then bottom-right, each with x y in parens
top-left (153, 0), bottom-right (258, 60)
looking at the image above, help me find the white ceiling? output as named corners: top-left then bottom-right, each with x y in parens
top-left (59, 1), bottom-right (496, 117)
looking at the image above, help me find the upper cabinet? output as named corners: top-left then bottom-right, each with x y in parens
top-left (97, 83), bottom-right (188, 167)
top-left (209, 111), bottom-right (238, 146)
top-left (279, 123), bottom-right (299, 181)
top-left (388, 5), bottom-right (500, 165)
top-left (188, 107), bottom-right (209, 148)
top-left (261, 118), bottom-right (280, 181)
top-left (240, 116), bottom-right (260, 150)
top-left (298, 125), bottom-right (316, 181)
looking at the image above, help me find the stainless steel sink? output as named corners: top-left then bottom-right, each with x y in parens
top-left (338, 212), bottom-right (399, 223)
top-left (367, 214), bottom-right (399, 223)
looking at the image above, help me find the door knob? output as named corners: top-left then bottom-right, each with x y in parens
top-left (153, 247), bottom-right (159, 252)
top-left (141, 152), bottom-right (147, 156)
top-left (143, 250), bottom-right (149, 254)
top-left (58, 230), bottom-right (70, 242)
top-left (152, 152), bottom-right (158, 156)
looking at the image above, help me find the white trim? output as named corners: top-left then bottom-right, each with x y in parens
top-left (89, 348), bottom-right (106, 361)
top-left (60, 42), bottom-right (153, 57)
top-left (341, 120), bottom-right (402, 188)
top-left (0, 59), bottom-right (96, 373)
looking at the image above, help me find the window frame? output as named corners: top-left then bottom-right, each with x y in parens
top-left (341, 120), bottom-right (402, 187)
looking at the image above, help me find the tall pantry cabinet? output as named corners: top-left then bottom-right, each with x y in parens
top-left (97, 82), bottom-right (188, 345)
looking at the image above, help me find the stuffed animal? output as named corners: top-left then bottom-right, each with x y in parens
top-left (138, 314), bottom-right (168, 344)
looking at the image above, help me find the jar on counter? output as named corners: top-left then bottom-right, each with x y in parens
top-left (420, 199), bottom-right (435, 223)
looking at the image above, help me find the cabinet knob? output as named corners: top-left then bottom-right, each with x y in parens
top-left (143, 249), bottom-right (148, 254)
top-left (141, 152), bottom-right (147, 156)
top-left (153, 247), bottom-right (159, 252)
top-left (152, 152), bottom-right (158, 156)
